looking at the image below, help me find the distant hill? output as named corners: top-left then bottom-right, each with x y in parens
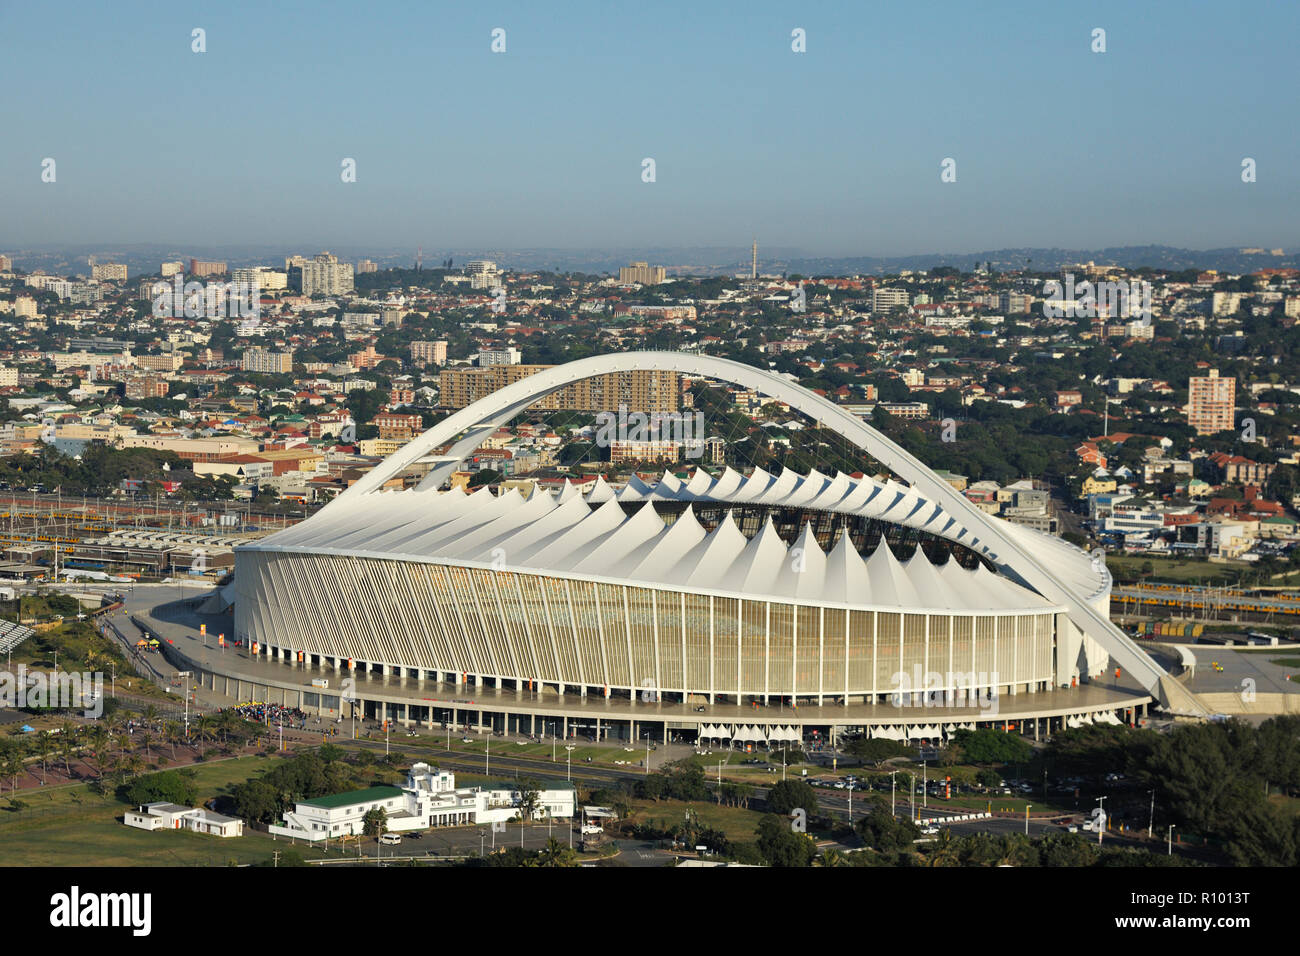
top-left (1, 243), bottom-right (1293, 280)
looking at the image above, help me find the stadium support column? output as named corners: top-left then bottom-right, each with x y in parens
top-left (403, 702), bottom-right (409, 726)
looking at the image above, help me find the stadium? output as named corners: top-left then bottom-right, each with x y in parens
top-left (208, 353), bottom-right (1206, 742)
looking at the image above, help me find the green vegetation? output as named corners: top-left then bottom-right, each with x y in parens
top-left (951, 728), bottom-right (1033, 765)
top-left (119, 769), bottom-right (198, 807)
top-left (0, 444), bottom-right (235, 500)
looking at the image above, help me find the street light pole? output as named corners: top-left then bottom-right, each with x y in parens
top-left (1025, 804), bottom-right (1032, 835)
top-left (890, 770), bottom-right (898, 817)
top-left (1168, 824), bottom-right (1176, 856)
top-left (1148, 790), bottom-right (1155, 839)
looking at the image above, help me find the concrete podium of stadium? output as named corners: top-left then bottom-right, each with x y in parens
top-left (129, 586), bottom-right (1158, 745)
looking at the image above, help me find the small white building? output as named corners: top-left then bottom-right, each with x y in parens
top-left (124, 802), bottom-right (245, 838)
top-left (268, 763), bottom-right (575, 843)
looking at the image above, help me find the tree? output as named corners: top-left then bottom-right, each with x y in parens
top-left (362, 806), bottom-right (388, 838)
top-left (855, 799), bottom-right (920, 852)
top-left (951, 729), bottom-right (1033, 765)
top-left (517, 780), bottom-right (541, 821)
top-left (766, 779), bottom-right (818, 816)
top-left (755, 814), bottom-right (816, 867)
top-left (536, 837), bottom-right (578, 867)
top-left (233, 780), bottom-right (281, 825)
top-left (120, 769), bottom-right (198, 807)
top-left (845, 736), bottom-right (914, 767)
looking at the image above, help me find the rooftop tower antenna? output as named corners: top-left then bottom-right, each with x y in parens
top-left (751, 239), bottom-right (758, 279)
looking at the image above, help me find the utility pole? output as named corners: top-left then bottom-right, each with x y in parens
top-left (1148, 790), bottom-right (1155, 839)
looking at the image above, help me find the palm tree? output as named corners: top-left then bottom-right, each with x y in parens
top-left (537, 837), bottom-right (576, 867)
top-left (117, 752), bottom-right (145, 782)
top-left (1, 743), bottom-right (25, 793)
top-left (139, 732), bottom-right (153, 761)
top-left (57, 722), bottom-right (77, 777)
top-left (926, 829), bottom-right (959, 867)
top-left (34, 734), bottom-right (54, 784)
top-left (816, 847), bottom-right (848, 867)
top-left (163, 721), bottom-right (181, 759)
top-left (193, 714), bottom-right (215, 744)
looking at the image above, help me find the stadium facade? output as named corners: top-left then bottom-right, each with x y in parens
top-left (223, 352), bottom-right (1204, 735)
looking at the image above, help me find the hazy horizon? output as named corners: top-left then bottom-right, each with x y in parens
top-left (3, 0), bottom-right (1298, 254)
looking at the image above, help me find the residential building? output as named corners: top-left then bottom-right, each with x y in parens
top-left (1187, 368), bottom-right (1235, 435)
top-left (410, 340), bottom-right (448, 366)
top-left (189, 259), bottom-right (228, 277)
top-left (300, 252), bottom-right (354, 296)
top-left (91, 262), bottom-right (128, 282)
top-left (440, 365), bottom-right (680, 413)
top-left (619, 261), bottom-right (666, 285)
top-left (242, 348), bottom-right (294, 374)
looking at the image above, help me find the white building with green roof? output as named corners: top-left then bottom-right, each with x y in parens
top-left (268, 763), bottom-right (575, 842)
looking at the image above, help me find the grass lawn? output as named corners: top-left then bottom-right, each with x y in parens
top-left (1106, 555), bottom-right (1241, 585)
top-left (625, 797), bottom-right (766, 843)
top-left (0, 754), bottom-right (336, 867)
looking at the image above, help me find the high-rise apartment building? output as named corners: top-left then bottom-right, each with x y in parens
top-left (410, 340), bottom-right (448, 366)
top-left (871, 288), bottom-right (910, 311)
top-left (619, 261), bottom-right (667, 285)
top-left (125, 374), bottom-right (170, 401)
top-left (301, 252), bottom-right (354, 296)
top-left (160, 260), bottom-right (185, 277)
top-left (477, 347), bottom-right (521, 366)
top-left (1188, 368), bottom-right (1236, 435)
top-left (232, 267), bottom-right (286, 291)
top-left (465, 260), bottom-right (501, 290)
top-left (0, 255), bottom-right (12, 272)
top-left (356, 259), bottom-right (378, 274)
top-left (190, 259), bottom-right (228, 277)
top-left (999, 291), bottom-right (1033, 314)
top-left (242, 348), bottom-right (294, 374)
top-left (440, 365), bottom-right (679, 413)
top-left (91, 262), bottom-right (128, 282)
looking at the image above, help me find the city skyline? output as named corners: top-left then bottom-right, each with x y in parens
top-left (2, 0), bottom-right (1298, 254)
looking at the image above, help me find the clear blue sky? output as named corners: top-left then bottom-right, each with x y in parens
top-left (2, 0), bottom-right (1296, 256)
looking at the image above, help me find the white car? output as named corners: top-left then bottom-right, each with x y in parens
top-left (921, 826), bottom-right (940, 835)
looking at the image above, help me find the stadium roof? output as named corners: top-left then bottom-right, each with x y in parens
top-left (250, 467), bottom-right (1088, 615)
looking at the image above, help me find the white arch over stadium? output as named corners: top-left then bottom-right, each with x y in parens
top-left (343, 351), bottom-right (1203, 715)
